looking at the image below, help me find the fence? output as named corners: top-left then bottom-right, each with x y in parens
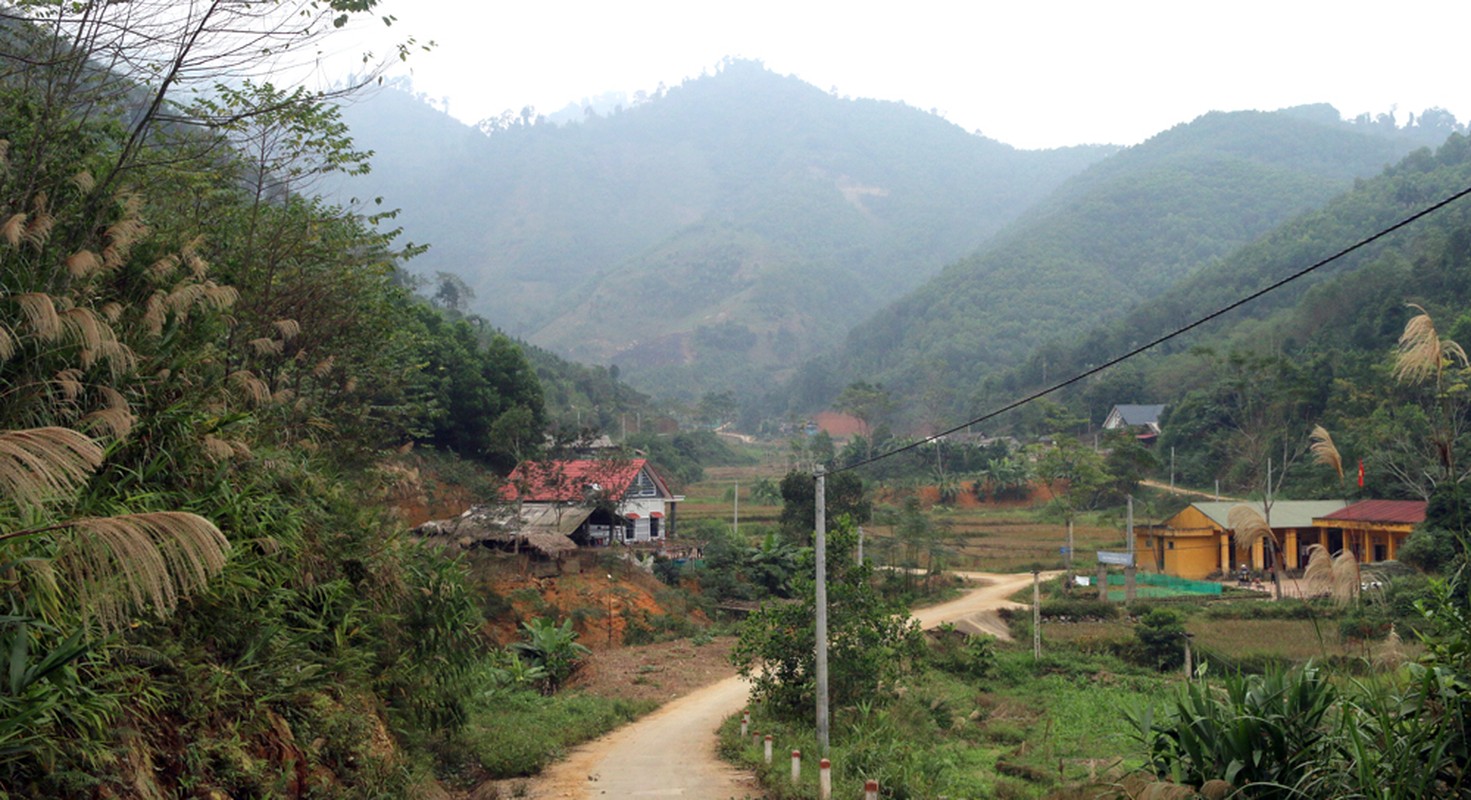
top-left (1104, 571), bottom-right (1221, 599)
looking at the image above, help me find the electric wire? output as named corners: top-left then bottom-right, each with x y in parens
top-left (829, 182), bottom-right (1471, 477)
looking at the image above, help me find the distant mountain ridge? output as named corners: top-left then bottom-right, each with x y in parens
top-left (813, 103), bottom-right (1459, 424)
top-left (334, 60), bottom-right (1115, 399)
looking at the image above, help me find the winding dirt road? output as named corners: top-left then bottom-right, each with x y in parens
top-left (526, 572), bottom-right (1043, 799)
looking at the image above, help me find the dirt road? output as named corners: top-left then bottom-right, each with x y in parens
top-left (526, 572), bottom-right (1038, 799)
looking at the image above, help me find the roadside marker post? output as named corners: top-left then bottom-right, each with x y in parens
top-left (818, 759), bottom-right (831, 799)
top-left (763, 734), bottom-right (772, 764)
top-left (864, 779), bottom-right (880, 800)
top-left (740, 710), bottom-right (748, 737)
top-left (791, 750), bottom-right (801, 783)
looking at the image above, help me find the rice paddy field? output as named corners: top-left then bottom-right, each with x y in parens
top-left (683, 465), bottom-right (1133, 573)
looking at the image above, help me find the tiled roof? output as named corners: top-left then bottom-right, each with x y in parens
top-left (1318, 499), bottom-right (1426, 525)
top-left (501, 458), bottom-right (662, 503)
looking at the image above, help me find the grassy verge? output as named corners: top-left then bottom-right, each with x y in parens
top-left (440, 687), bottom-right (657, 784)
top-left (723, 645), bottom-right (1162, 799)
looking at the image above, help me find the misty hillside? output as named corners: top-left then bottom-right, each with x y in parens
top-left (815, 105), bottom-right (1458, 423)
top-left (333, 59), bottom-right (1114, 399)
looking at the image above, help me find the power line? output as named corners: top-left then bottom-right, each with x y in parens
top-left (832, 182), bottom-right (1471, 476)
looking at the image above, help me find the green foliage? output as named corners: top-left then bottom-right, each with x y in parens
top-left (622, 430), bottom-right (749, 485)
top-left (1134, 609), bottom-right (1187, 671)
top-left (509, 618), bottom-right (591, 694)
top-left (731, 521), bottom-right (924, 718)
top-left (453, 687), bottom-right (654, 779)
top-left (0, 25), bottom-right (524, 795)
top-left (1132, 666), bottom-right (1337, 792)
top-left (928, 626), bottom-right (998, 680)
top-left (777, 470), bottom-right (871, 542)
top-left (827, 105), bottom-right (1449, 426)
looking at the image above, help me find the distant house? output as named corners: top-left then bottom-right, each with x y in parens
top-left (1138, 500), bottom-right (1347, 580)
top-left (501, 458), bottom-right (683, 546)
top-left (1309, 500), bottom-right (1426, 565)
top-left (1102, 404), bottom-right (1166, 443)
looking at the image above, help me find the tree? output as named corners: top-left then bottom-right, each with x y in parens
top-left (778, 470), bottom-right (870, 544)
top-left (731, 521), bottom-right (923, 718)
top-left (834, 381), bottom-right (894, 460)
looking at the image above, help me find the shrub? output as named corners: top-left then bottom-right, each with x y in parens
top-left (1134, 609), bottom-right (1186, 671)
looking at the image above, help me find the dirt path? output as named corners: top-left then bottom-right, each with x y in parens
top-left (523, 572), bottom-right (1039, 799)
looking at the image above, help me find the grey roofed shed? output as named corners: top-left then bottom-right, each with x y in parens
top-left (414, 504), bottom-right (581, 558)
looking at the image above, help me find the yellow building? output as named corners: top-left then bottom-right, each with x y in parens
top-left (1137, 501), bottom-right (1347, 580)
top-left (1308, 500), bottom-right (1425, 564)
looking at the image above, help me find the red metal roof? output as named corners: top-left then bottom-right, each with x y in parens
top-left (501, 458), bottom-right (665, 503)
top-left (1318, 499), bottom-right (1426, 525)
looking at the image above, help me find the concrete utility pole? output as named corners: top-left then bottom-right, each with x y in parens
top-left (733, 481), bottom-right (739, 536)
top-left (814, 467), bottom-right (830, 755)
top-left (1032, 569), bottom-right (1042, 660)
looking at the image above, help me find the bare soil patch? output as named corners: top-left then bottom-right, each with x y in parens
top-left (566, 636), bottom-right (737, 705)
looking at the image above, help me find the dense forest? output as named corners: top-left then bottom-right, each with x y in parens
top-left (973, 132), bottom-right (1471, 501)
top-left (0, 3), bottom-right (565, 794)
top-left (804, 105), bottom-right (1461, 428)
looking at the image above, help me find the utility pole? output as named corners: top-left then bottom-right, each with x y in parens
top-left (1170, 447), bottom-right (1176, 491)
top-left (733, 481), bottom-right (739, 536)
top-left (814, 467), bottom-right (830, 756)
top-left (1032, 569), bottom-right (1042, 660)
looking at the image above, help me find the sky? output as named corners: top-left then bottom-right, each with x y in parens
top-left (321, 1), bottom-right (1471, 150)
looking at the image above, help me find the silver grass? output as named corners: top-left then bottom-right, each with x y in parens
top-left (1228, 504), bottom-right (1273, 550)
top-left (69, 171), bottom-right (95, 193)
top-left (1395, 303), bottom-right (1468, 384)
top-left (249, 337), bottom-right (283, 356)
top-left (56, 511), bottom-right (230, 633)
top-left (0, 427), bottom-right (104, 517)
top-left (24, 193), bottom-right (53, 248)
top-left (272, 319), bottom-right (301, 341)
top-left (1309, 425), bottom-right (1343, 480)
top-left (228, 371), bottom-right (270, 406)
top-left (64, 250), bottom-right (103, 279)
top-left (15, 293), bottom-right (61, 341)
top-left (0, 323), bottom-right (16, 362)
top-left (2, 212), bottom-right (26, 247)
top-left (149, 253), bottom-right (181, 280)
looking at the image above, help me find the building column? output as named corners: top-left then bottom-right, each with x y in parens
top-left (1285, 529), bottom-right (1299, 570)
top-left (1219, 534), bottom-right (1231, 573)
top-left (1252, 538), bottom-right (1265, 570)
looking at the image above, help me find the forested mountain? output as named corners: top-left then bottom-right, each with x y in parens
top-left (812, 105), bottom-right (1459, 426)
top-left (334, 59), bottom-right (1115, 398)
top-left (985, 133), bottom-right (1471, 500)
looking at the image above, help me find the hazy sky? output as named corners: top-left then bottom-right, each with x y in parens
top-left (324, 1), bottom-right (1470, 150)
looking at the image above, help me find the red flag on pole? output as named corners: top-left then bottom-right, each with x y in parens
top-left (1357, 459), bottom-right (1365, 488)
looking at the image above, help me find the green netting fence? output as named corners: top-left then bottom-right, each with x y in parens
top-left (1102, 571), bottom-right (1222, 600)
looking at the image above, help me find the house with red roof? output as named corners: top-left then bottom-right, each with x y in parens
top-left (1310, 499), bottom-right (1426, 565)
top-left (502, 458), bottom-right (683, 546)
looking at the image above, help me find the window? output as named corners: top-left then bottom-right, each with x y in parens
top-left (630, 469), bottom-right (659, 497)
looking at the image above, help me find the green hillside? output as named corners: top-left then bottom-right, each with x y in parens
top-left (985, 133), bottom-right (1471, 498)
top-left (819, 106), bottom-right (1457, 425)
top-left (335, 60), bottom-right (1114, 398)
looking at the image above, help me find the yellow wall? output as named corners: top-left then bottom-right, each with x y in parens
top-left (1138, 529), bottom-right (1221, 580)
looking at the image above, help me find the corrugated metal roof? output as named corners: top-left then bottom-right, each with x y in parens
top-left (1318, 499), bottom-right (1426, 525)
top-left (1110, 404), bottom-right (1166, 426)
top-left (1190, 500), bottom-right (1348, 529)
